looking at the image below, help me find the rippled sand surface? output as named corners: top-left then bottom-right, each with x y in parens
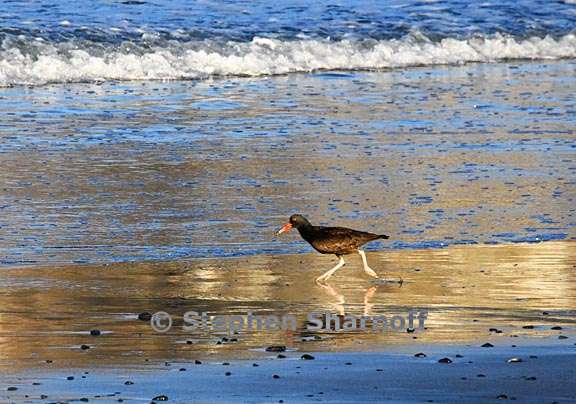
top-left (0, 240), bottom-right (574, 370)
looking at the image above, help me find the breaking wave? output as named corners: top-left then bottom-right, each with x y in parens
top-left (1, 33), bottom-right (575, 87)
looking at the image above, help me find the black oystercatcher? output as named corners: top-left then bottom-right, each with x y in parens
top-left (276, 214), bottom-right (389, 282)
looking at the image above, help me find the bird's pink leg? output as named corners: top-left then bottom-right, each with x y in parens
top-left (316, 256), bottom-right (345, 283)
top-left (358, 250), bottom-right (379, 278)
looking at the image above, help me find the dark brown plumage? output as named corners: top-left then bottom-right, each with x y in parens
top-left (296, 219), bottom-right (388, 255)
top-left (277, 214), bottom-right (390, 282)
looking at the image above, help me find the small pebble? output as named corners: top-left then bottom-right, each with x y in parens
top-left (266, 346), bottom-right (286, 352)
top-left (301, 354), bottom-right (315, 360)
top-left (438, 358), bottom-right (452, 364)
top-left (138, 312), bottom-right (152, 321)
top-left (90, 329), bottom-right (101, 336)
top-left (414, 353), bottom-right (427, 358)
top-left (152, 395), bottom-right (168, 401)
top-left (481, 343), bottom-right (494, 348)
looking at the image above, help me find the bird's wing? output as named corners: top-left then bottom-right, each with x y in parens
top-left (311, 226), bottom-right (380, 253)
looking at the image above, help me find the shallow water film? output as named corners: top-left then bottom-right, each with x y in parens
top-left (1, 61), bottom-right (574, 266)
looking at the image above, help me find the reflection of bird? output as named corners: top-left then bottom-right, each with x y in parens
top-left (277, 214), bottom-right (389, 282)
top-left (318, 282), bottom-right (378, 316)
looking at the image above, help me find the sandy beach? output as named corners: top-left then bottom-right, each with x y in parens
top-left (1, 241), bottom-right (575, 402)
top-left (1, 1), bottom-right (575, 401)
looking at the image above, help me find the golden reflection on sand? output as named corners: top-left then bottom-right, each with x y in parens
top-left (0, 241), bottom-right (574, 370)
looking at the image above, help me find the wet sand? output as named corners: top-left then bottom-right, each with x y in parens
top-left (1, 61), bottom-right (574, 266)
top-left (2, 344), bottom-right (575, 403)
top-left (0, 241), bottom-right (575, 401)
top-left (1, 60), bottom-right (575, 402)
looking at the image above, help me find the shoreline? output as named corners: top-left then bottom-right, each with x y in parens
top-left (1, 238), bottom-right (573, 271)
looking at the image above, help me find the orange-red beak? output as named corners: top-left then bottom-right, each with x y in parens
top-left (277, 222), bottom-right (293, 235)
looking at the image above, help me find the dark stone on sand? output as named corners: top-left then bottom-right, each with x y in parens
top-left (376, 369), bottom-right (383, 372)
top-left (124, 381), bottom-right (134, 385)
top-left (222, 362), bottom-right (230, 366)
top-left (266, 345), bottom-right (286, 352)
top-left (438, 357), bottom-right (452, 364)
top-left (558, 335), bottom-right (568, 339)
top-left (67, 376), bottom-right (74, 380)
top-left (551, 326), bottom-right (562, 330)
top-left (138, 312), bottom-right (152, 321)
top-left (253, 363), bottom-right (259, 367)
top-left (407, 328), bottom-right (415, 333)
top-left (81, 344), bottom-right (90, 350)
top-left (301, 354), bottom-right (315, 360)
top-left (194, 360), bottom-right (202, 364)
top-left (414, 353), bottom-right (427, 358)
top-left (41, 395), bottom-right (48, 399)
top-left (7, 387), bottom-right (17, 391)
top-left (489, 328), bottom-right (503, 333)
top-left (273, 374), bottom-right (280, 379)
top-left (152, 395), bottom-right (168, 401)
top-left (90, 329), bottom-right (101, 336)
top-left (477, 374), bottom-right (486, 378)
top-left (497, 394), bottom-right (509, 400)
top-left (46, 359), bottom-right (53, 363)
top-left (455, 354), bottom-right (463, 358)
top-left (225, 372), bottom-right (231, 376)
top-left (277, 354), bottom-right (286, 358)
top-left (179, 368), bottom-right (186, 371)
top-left (482, 342), bottom-right (494, 347)
top-left (345, 362), bottom-right (352, 365)
top-left (522, 325), bottom-right (535, 329)
top-left (186, 340), bottom-right (193, 344)
top-left (80, 398), bottom-right (89, 402)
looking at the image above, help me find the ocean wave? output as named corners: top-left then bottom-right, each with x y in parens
top-left (1, 33), bottom-right (575, 87)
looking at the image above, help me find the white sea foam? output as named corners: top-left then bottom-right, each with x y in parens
top-left (1, 33), bottom-right (575, 86)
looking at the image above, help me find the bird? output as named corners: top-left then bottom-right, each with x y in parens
top-left (276, 214), bottom-right (389, 282)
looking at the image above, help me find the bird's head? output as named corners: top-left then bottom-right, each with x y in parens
top-left (276, 214), bottom-right (311, 235)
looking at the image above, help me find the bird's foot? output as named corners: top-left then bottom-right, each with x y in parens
top-left (363, 266), bottom-right (379, 278)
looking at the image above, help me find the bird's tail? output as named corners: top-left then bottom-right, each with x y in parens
top-left (378, 234), bottom-right (390, 239)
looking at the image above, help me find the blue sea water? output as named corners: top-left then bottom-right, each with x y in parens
top-left (0, 1), bottom-right (575, 266)
top-left (0, 0), bottom-right (575, 86)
